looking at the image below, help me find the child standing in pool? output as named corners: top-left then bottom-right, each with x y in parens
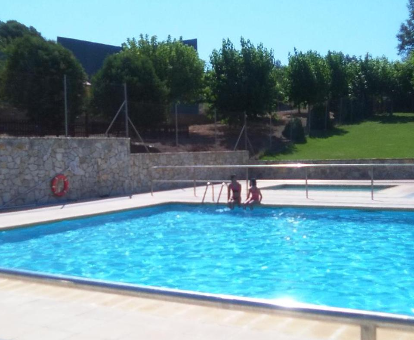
top-left (227, 174), bottom-right (242, 209)
top-left (244, 178), bottom-right (262, 210)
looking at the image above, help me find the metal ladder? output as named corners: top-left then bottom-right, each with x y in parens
top-left (201, 182), bottom-right (227, 204)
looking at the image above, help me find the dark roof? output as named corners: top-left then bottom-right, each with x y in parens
top-left (183, 38), bottom-right (197, 50)
top-left (57, 37), bottom-right (122, 77)
top-left (58, 37), bottom-right (198, 78)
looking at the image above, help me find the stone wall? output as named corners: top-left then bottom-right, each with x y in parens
top-left (0, 137), bottom-right (131, 208)
top-left (4, 135), bottom-right (413, 210)
top-left (251, 159), bottom-right (414, 180)
top-left (0, 137), bottom-right (248, 209)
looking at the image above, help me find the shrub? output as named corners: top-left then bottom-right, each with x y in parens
top-left (310, 104), bottom-right (334, 131)
top-left (282, 118), bottom-right (306, 143)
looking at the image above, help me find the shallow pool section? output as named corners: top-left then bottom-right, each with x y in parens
top-left (1, 204), bottom-right (414, 316)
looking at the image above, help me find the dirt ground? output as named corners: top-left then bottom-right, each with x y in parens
top-left (133, 111), bottom-right (302, 157)
top-left (0, 103), bottom-right (303, 157)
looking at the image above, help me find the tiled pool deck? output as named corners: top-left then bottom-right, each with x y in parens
top-left (2, 179), bottom-right (414, 340)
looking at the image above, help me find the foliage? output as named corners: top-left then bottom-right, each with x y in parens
top-left (273, 64), bottom-right (288, 105)
top-left (0, 35), bottom-right (86, 129)
top-left (123, 35), bottom-right (205, 104)
top-left (282, 117), bottom-right (306, 143)
top-left (397, 0), bottom-right (414, 58)
top-left (286, 50), bottom-right (330, 108)
top-left (91, 50), bottom-right (168, 127)
top-left (325, 51), bottom-right (350, 117)
top-left (393, 59), bottom-right (414, 111)
top-left (326, 51), bottom-right (349, 101)
top-left (310, 104), bottom-right (334, 131)
top-left (208, 38), bottom-right (277, 124)
top-left (0, 20), bottom-right (41, 49)
top-left (0, 20), bottom-right (42, 73)
top-left (262, 113), bottom-right (414, 160)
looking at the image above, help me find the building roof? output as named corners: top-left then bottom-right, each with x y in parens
top-left (58, 36), bottom-right (198, 78)
top-left (57, 37), bottom-right (122, 77)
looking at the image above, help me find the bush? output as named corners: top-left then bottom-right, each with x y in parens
top-left (282, 118), bottom-right (306, 143)
top-left (310, 104), bottom-right (334, 131)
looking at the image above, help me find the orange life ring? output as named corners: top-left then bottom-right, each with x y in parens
top-left (51, 174), bottom-right (69, 197)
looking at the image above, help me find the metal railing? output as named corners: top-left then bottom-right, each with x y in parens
top-left (201, 182), bottom-right (214, 203)
top-left (216, 182), bottom-right (227, 204)
top-left (200, 182), bottom-right (229, 204)
top-left (151, 163), bottom-right (414, 200)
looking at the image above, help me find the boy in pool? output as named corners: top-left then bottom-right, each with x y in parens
top-left (227, 174), bottom-right (242, 209)
top-left (244, 178), bottom-right (262, 210)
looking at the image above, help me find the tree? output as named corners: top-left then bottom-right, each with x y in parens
top-left (0, 35), bottom-right (86, 130)
top-left (394, 58), bottom-right (414, 111)
top-left (0, 20), bottom-right (42, 73)
top-left (347, 56), bottom-right (369, 121)
top-left (326, 51), bottom-right (349, 111)
top-left (286, 50), bottom-right (330, 109)
top-left (209, 38), bottom-right (277, 123)
top-left (91, 49), bottom-right (168, 127)
top-left (0, 20), bottom-right (41, 49)
top-left (285, 50), bottom-right (314, 109)
top-left (123, 35), bottom-right (205, 104)
top-left (272, 63), bottom-right (288, 108)
top-left (397, 0), bottom-right (414, 58)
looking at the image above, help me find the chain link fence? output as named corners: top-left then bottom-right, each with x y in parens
top-left (0, 73), bottom-right (192, 146)
top-left (4, 72), bottom-right (393, 155)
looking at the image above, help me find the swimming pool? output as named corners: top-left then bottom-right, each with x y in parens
top-left (1, 204), bottom-right (413, 316)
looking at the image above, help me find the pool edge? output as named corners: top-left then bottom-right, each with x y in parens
top-left (3, 200), bottom-right (414, 231)
top-left (1, 267), bottom-right (414, 332)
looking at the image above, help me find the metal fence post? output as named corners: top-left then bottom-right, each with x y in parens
top-left (305, 167), bottom-right (309, 199)
top-left (246, 168), bottom-right (249, 194)
top-left (269, 113), bottom-right (272, 149)
top-left (124, 83), bottom-right (129, 138)
top-left (150, 168), bottom-right (154, 196)
top-left (193, 167), bottom-right (196, 197)
top-left (64, 74), bottom-right (68, 137)
top-left (175, 103), bottom-right (179, 146)
top-left (371, 166), bottom-right (374, 200)
top-left (214, 109), bottom-right (218, 146)
top-left (244, 112), bottom-right (248, 151)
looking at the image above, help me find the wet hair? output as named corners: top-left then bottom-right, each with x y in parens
top-left (250, 178), bottom-right (257, 186)
top-left (230, 174), bottom-right (237, 180)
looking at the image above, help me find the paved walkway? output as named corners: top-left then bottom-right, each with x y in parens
top-left (2, 179), bottom-right (414, 229)
top-left (2, 180), bottom-right (414, 339)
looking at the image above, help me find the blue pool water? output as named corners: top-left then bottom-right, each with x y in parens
top-left (1, 204), bottom-right (414, 316)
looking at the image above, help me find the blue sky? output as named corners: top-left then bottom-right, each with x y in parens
top-left (1, 0), bottom-right (409, 65)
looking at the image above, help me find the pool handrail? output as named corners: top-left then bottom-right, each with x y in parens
top-left (216, 182), bottom-right (227, 204)
top-left (201, 182), bottom-right (210, 203)
top-left (150, 163), bottom-right (414, 200)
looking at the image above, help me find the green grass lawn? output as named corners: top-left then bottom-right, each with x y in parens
top-left (262, 113), bottom-right (414, 160)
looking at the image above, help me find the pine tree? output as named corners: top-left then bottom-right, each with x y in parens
top-left (397, 0), bottom-right (414, 58)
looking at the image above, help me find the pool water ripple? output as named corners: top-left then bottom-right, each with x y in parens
top-left (1, 204), bottom-right (414, 315)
